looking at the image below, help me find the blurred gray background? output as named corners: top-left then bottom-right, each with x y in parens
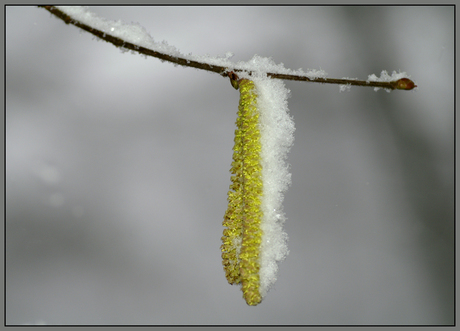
top-left (6, 6), bottom-right (453, 325)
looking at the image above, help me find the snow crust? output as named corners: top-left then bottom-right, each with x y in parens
top-left (244, 72), bottom-right (294, 298)
top-left (56, 6), bottom-right (327, 79)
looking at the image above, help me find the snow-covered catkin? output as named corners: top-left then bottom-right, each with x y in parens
top-left (221, 79), bottom-right (263, 306)
top-left (221, 74), bottom-right (294, 306)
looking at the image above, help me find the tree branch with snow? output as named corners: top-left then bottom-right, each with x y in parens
top-left (40, 5), bottom-right (416, 92)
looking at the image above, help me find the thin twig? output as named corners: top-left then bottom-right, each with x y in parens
top-left (39, 6), bottom-right (416, 91)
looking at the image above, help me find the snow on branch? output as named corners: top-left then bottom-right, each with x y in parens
top-left (40, 6), bottom-right (416, 91)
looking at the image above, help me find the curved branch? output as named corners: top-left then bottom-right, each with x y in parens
top-left (39, 6), bottom-right (416, 91)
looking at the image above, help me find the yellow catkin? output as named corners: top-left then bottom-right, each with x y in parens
top-left (221, 79), bottom-right (263, 306)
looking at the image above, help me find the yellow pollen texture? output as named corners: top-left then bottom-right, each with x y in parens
top-left (221, 79), bottom-right (263, 306)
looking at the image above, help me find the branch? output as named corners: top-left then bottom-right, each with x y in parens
top-left (39, 6), bottom-right (416, 91)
